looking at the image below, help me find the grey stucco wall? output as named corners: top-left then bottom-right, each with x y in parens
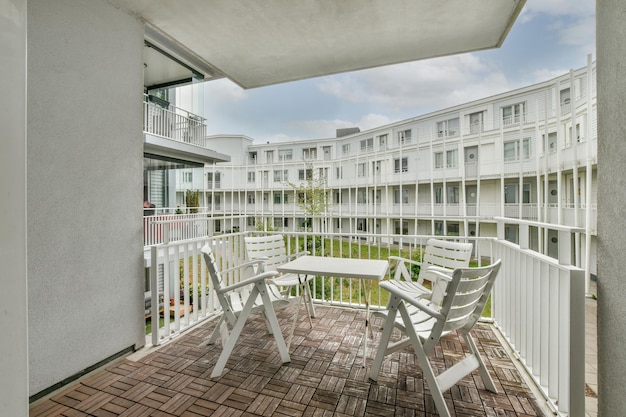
top-left (0, 0), bottom-right (28, 414)
top-left (27, 0), bottom-right (145, 395)
top-left (597, 0), bottom-right (626, 414)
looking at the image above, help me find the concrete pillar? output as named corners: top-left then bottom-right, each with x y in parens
top-left (596, 0), bottom-right (626, 414)
top-left (0, 0), bottom-right (29, 415)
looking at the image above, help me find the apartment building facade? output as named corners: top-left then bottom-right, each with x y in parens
top-left (176, 60), bottom-right (597, 276)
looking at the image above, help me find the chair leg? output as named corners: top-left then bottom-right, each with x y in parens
top-left (463, 332), bottom-right (498, 393)
top-left (257, 282), bottom-right (290, 364)
top-left (369, 297), bottom-right (400, 381)
top-left (207, 316), bottom-right (224, 345)
top-left (399, 302), bottom-right (452, 417)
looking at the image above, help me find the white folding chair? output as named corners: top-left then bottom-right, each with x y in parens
top-left (201, 244), bottom-right (291, 378)
top-left (388, 238), bottom-right (473, 304)
top-left (370, 260), bottom-right (502, 417)
top-left (244, 234), bottom-right (316, 319)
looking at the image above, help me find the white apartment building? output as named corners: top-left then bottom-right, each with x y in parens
top-left (175, 59), bottom-right (597, 276)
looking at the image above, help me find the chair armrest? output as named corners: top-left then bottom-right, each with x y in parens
top-left (389, 255), bottom-right (422, 267)
top-left (222, 259), bottom-right (266, 274)
top-left (380, 280), bottom-right (445, 320)
top-left (423, 266), bottom-right (454, 282)
top-left (216, 270), bottom-right (279, 294)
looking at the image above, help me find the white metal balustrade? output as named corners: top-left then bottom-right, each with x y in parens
top-left (144, 222), bottom-right (586, 417)
top-left (143, 94), bottom-right (207, 147)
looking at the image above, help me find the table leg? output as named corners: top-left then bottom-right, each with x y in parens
top-left (362, 278), bottom-right (372, 368)
top-left (287, 274), bottom-right (310, 351)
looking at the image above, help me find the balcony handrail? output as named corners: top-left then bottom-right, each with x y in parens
top-left (143, 94), bottom-right (207, 147)
top-left (145, 226), bottom-right (584, 416)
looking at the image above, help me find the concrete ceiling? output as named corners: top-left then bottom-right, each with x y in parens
top-left (123, 0), bottom-right (526, 90)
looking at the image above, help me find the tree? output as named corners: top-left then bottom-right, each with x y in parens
top-left (185, 189), bottom-right (200, 214)
top-left (288, 163), bottom-right (330, 232)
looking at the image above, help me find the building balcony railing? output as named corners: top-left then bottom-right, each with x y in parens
top-left (143, 217), bottom-right (587, 416)
top-left (143, 94), bottom-right (207, 147)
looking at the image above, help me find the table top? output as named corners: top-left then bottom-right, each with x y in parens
top-left (277, 255), bottom-right (389, 281)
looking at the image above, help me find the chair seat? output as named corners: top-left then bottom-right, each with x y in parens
top-left (272, 272), bottom-right (312, 287)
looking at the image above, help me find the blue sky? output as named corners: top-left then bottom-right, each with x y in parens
top-left (193, 0), bottom-right (595, 143)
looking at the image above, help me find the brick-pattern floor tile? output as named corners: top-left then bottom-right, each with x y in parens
top-left (29, 306), bottom-right (547, 417)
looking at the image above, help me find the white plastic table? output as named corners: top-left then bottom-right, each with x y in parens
top-left (277, 255), bottom-right (389, 365)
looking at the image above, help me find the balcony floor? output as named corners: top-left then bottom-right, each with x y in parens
top-left (31, 304), bottom-right (557, 417)
top-left (30, 306), bottom-right (544, 417)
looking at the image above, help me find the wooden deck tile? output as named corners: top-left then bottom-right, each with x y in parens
top-left (29, 305), bottom-right (547, 417)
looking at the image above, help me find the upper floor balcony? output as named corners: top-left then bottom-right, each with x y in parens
top-left (143, 94), bottom-right (229, 165)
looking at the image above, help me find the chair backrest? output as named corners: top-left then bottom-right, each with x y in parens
top-left (201, 244), bottom-right (244, 323)
top-left (418, 238), bottom-right (473, 283)
top-left (244, 234), bottom-right (288, 272)
top-left (438, 260), bottom-right (501, 336)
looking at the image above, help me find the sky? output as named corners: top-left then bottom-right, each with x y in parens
top-left (192, 0), bottom-right (595, 144)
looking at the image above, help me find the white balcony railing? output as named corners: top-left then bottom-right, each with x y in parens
top-left (143, 94), bottom-right (207, 147)
top-left (144, 218), bottom-right (586, 417)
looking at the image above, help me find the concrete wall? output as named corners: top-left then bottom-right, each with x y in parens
top-left (0, 0), bottom-right (28, 414)
top-left (597, 1), bottom-right (626, 414)
top-left (27, 0), bottom-right (145, 396)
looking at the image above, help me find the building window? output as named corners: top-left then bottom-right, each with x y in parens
top-left (560, 88), bottom-right (571, 105)
top-left (447, 223), bottom-right (460, 236)
top-left (434, 221), bottom-right (443, 235)
top-left (394, 188), bottom-right (409, 204)
top-left (207, 172), bottom-right (221, 189)
top-left (357, 189), bottom-right (367, 203)
top-left (378, 134), bottom-right (387, 149)
top-left (273, 193), bottom-right (281, 204)
top-left (570, 123), bottom-right (582, 143)
top-left (394, 157), bottom-right (408, 173)
top-left (398, 129), bottom-right (412, 145)
top-left (373, 160), bottom-right (381, 175)
top-left (504, 138), bottom-right (531, 161)
top-left (357, 218), bottom-right (367, 231)
top-left (469, 111), bottom-right (483, 134)
top-left (543, 132), bottom-right (558, 153)
top-left (274, 169), bottom-right (288, 182)
top-left (323, 146), bottom-right (332, 160)
top-left (342, 143), bottom-right (351, 155)
top-left (504, 183), bottom-right (531, 204)
top-left (357, 162), bottom-right (368, 177)
top-left (360, 138), bottom-right (374, 152)
top-left (434, 152), bottom-right (444, 169)
top-left (446, 150), bottom-right (458, 168)
top-left (183, 171), bottom-right (193, 183)
top-left (249, 151), bottom-right (257, 163)
top-left (303, 147), bottom-right (317, 160)
top-left (336, 166), bottom-right (343, 179)
top-left (394, 220), bottom-right (409, 235)
top-left (278, 149), bottom-right (293, 161)
top-left (266, 150), bottom-right (274, 163)
top-left (435, 186), bottom-right (443, 204)
top-left (247, 193), bottom-right (255, 204)
top-left (502, 103), bottom-right (525, 126)
top-left (298, 169), bottom-right (312, 181)
top-left (437, 117), bottom-right (459, 138)
top-left (447, 186), bottom-right (459, 204)
top-left (247, 217), bottom-right (255, 227)
top-left (247, 171), bottom-right (255, 183)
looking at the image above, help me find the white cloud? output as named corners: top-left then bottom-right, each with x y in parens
top-left (317, 54), bottom-right (513, 112)
top-left (521, 0), bottom-right (595, 54)
top-left (522, 0), bottom-right (594, 19)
